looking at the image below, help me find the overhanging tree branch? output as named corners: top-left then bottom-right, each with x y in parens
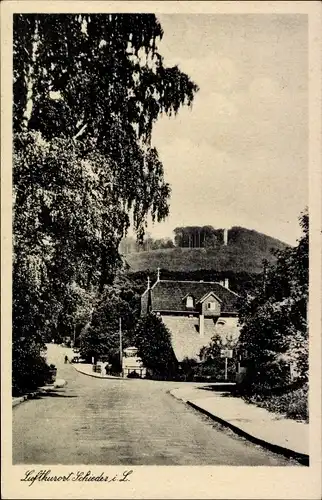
top-left (73, 123), bottom-right (88, 141)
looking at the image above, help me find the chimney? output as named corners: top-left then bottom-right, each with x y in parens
top-left (223, 228), bottom-right (228, 246)
top-left (224, 278), bottom-right (229, 289)
top-left (147, 276), bottom-right (152, 313)
top-left (199, 314), bottom-right (204, 337)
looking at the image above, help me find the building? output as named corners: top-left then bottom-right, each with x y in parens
top-left (141, 270), bottom-right (241, 363)
top-left (122, 346), bottom-right (146, 378)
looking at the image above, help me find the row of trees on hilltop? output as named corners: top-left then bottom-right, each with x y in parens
top-left (119, 234), bottom-right (174, 254)
top-left (120, 225), bottom-right (287, 254)
top-left (173, 226), bottom-right (223, 248)
top-left (12, 13), bottom-right (198, 394)
top-left (119, 226), bottom-right (223, 254)
top-left (172, 226), bottom-right (286, 251)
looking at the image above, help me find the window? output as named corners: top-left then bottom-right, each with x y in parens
top-left (186, 296), bottom-right (194, 308)
top-left (207, 302), bottom-right (216, 310)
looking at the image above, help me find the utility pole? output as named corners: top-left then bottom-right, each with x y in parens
top-left (119, 318), bottom-right (123, 375)
top-left (225, 357), bottom-right (228, 381)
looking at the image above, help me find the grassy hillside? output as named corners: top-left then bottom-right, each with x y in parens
top-left (124, 227), bottom-right (288, 275)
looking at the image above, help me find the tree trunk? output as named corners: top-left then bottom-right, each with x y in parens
top-left (21, 19), bottom-right (39, 131)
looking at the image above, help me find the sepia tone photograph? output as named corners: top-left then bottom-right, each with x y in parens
top-left (2, 1), bottom-right (322, 499)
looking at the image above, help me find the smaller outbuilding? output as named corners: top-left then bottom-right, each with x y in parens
top-left (122, 346), bottom-right (147, 378)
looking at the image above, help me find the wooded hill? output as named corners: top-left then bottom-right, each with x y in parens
top-left (124, 227), bottom-right (288, 276)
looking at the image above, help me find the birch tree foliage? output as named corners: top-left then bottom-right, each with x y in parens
top-left (12, 15), bottom-right (198, 392)
top-left (13, 13), bottom-right (198, 236)
top-left (13, 133), bottom-right (123, 349)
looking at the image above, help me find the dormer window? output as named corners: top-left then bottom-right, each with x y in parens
top-left (186, 295), bottom-right (194, 308)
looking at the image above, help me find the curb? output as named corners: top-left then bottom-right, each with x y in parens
top-left (72, 364), bottom-right (124, 380)
top-left (12, 389), bottom-right (43, 408)
top-left (187, 400), bottom-right (309, 466)
top-left (12, 382), bottom-right (66, 408)
top-left (12, 395), bottom-right (30, 407)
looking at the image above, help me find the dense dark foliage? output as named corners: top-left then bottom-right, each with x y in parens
top-left (79, 272), bottom-right (141, 364)
top-left (12, 340), bottom-right (51, 396)
top-left (243, 383), bottom-right (309, 422)
top-left (173, 226), bottom-right (220, 248)
top-left (133, 314), bottom-right (178, 379)
top-left (237, 210), bottom-right (308, 398)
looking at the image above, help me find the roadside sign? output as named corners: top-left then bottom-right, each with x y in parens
top-left (220, 349), bottom-right (233, 358)
top-left (220, 349), bottom-right (233, 380)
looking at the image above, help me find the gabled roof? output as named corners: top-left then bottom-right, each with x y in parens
top-left (162, 316), bottom-right (240, 361)
top-left (146, 280), bottom-right (239, 314)
top-left (197, 291), bottom-right (222, 304)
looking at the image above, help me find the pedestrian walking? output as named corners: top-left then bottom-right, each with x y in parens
top-left (64, 355), bottom-right (68, 364)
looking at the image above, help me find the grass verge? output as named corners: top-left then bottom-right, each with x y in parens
top-left (244, 383), bottom-right (308, 422)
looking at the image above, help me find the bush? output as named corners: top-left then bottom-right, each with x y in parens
top-left (244, 383), bottom-right (308, 422)
top-left (47, 364), bottom-right (57, 383)
top-left (107, 350), bottom-right (122, 374)
top-left (285, 386), bottom-right (308, 421)
top-left (197, 332), bottom-right (238, 382)
top-left (195, 360), bottom-right (236, 382)
top-left (12, 343), bottom-right (51, 396)
top-left (238, 358), bottom-right (292, 395)
top-left (127, 371), bottom-right (141, 378)
top-left (237, 210), bottom-right (308, 397)
top-left (133, 314), bottom-right (178, 380)
top-left (180, 357), bottom-right (198, 381)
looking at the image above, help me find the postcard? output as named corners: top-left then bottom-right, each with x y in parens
top-left (1, 1), bottom-right (321, 499)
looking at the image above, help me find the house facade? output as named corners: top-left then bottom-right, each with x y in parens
top-left (141, 271), bottom-right (241, 362)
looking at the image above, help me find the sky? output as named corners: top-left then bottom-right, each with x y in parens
top-left (145, 14), bottom-right (308, 246)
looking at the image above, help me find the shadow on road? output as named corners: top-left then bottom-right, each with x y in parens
top-left (33, 392), bottom-right (78, 399)
top-left (196, 384), bottom-right (236, 393)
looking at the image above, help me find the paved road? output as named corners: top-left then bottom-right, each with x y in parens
top-left (13, 345), bottom-right (298, 465)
